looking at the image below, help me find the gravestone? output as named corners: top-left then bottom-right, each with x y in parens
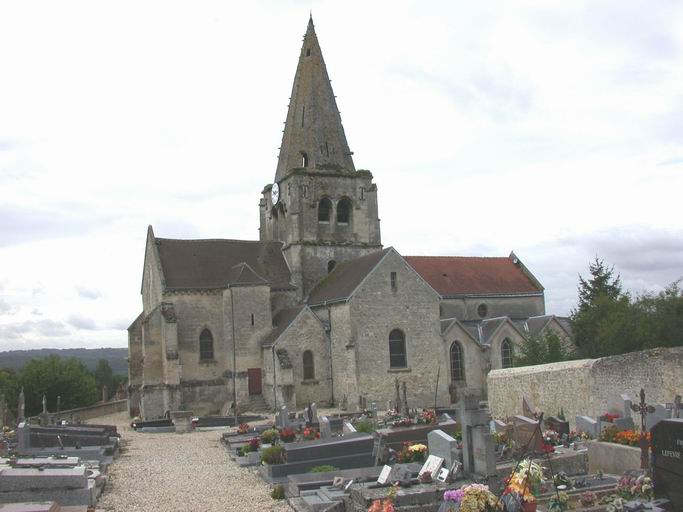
top-left (457, 391), bottom-right (497, 488)
top-left (646, 404), bottom-right (673, 432)
top-left (320, 416), bottom-right (331, 439)
top-left (512, 415), bottom-right (543, 454)
top-left (342, 421), bottom-right (356, 435)
top-left (276, 406), bottom-right (289, 429)
top-left (17, 388), bottom-right (25, 423)
top-left (370, 402), bottom-right (378, 425)
top-left (522, 395), bottom-right (540, 419)
top-left (576, 416), bottom-right (600, 439)
top-left (651, 418), bottom-right (683, 511)
top-left (427, 429), bottom-right (460, 470)
top-left (613, 416), bottom-right (636, 431)
top-left (545, 416), bottom-right (570, 437)
top-left (310, 403), bottom-right (319, 424)
top-left (401, 382), bottom-right (409, 417)
top-left (170, 410), bottom-right (193, 433)
top-left (608, 393), bottom-right (633, 419)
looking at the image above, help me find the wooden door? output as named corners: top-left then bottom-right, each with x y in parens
top-left (248, 368), bottom-right (262, 395)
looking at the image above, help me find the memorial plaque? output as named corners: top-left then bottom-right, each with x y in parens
top-left (418, 454), bottom-right (444, 478)
top-left (377, 465), bottom-right (392, 484)
top-left (651, 418), bottom-right (683, 511)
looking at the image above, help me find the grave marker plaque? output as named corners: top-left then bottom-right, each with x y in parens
top-left (651, 418), bottom-right (683, 511)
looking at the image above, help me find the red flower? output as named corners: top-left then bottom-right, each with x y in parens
top-left (542, 443), bottom-right (555, 454)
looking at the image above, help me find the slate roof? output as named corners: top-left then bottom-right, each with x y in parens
top-left (155, 238), bottom-right (293, 290)
top-left (261, 306), bottom-right (305, 348)
top-left (404, 256), bottom-right (542, 297)
top-left (306, 248), bottom-right (391, 305)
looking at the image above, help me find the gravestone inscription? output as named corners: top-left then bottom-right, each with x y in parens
top-left (651, 418), bottom-right (683, 511)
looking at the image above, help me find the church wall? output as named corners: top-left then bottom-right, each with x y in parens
top-left (127, 315), bottom-right (143, 417)
top-left (271, 289), bottom-right (299, 315)
top-left (441, 323), bottom-right (488, 395)
top-left (489, 323), bottom-right (527, 371)
top-left (274, 309), bottom-right (330, 407)
top-left (350, 251), bottom-right (449, 409)
top-left (140, 308), bottom-right (166, 419)
top-left (440, 295), bottom-right (545, 321)
top-left (230, 285), bottom-right (272, 368)
top-left (327, 303), bottom-right (360, 408)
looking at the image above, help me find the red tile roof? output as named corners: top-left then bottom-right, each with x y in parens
top-left (404, 256), bottom-right (542, 296)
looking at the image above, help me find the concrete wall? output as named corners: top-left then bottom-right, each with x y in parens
top-left (487, 347), bottom-right (683, 428)
top-left (59, 399), bottom-right (128, 422)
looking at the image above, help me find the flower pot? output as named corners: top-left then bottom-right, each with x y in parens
top-left (522, 501), bottom-right (537, 512)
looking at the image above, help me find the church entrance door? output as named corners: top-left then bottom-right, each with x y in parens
top-left (248, 368), bottom-right (262, 395)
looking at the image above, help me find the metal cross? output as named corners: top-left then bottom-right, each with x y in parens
top-left (630, 388), bottom-right (655, 470)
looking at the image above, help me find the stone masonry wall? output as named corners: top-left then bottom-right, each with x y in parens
top-left (440, 295), bottom-right (545, 321)
top-left (351, 251), bottom-right (449, 409)
top-left (487, 347), bottom-right (683, 428)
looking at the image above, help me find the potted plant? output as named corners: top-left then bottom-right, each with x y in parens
top-left (279, 427), bottom-right (297, 443)
top-left (260, 445), bottom-right (285, 465)
top-left (237, 423), bottom-right (250, 434)
top-left (260, 428), bottom-right (279, 445)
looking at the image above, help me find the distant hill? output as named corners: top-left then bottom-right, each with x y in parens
top-left (0, 348), bottom-right (128, 375)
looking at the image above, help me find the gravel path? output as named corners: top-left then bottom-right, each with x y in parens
top-left (93, 412), bottom-right (293, 512)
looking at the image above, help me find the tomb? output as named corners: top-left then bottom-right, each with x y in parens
top-left (651, 418), bottom-right (683, 511)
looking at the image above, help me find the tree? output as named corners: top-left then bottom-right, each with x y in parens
top-left (93, 359), bottom-right (114, 399)
top-left (515, 330), bottom-right (572, 367)
top-left (19, 356), bottom-right (98, 416)
top-left (0, 368), bottom-right (19, 415)
top-left (571, 258), bottom-right (632, 358)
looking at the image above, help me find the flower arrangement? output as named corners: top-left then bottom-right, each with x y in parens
top-left (458, 484), bottom-right (499, 512)
top-left (492, 430), bottom-right (508, 446)
top-left (543, 430), bottom-right (560, 446)
top-left (260, 445), bottom-right (285, 465)
top-left (279, 427), bottom-right (297, 443)
top-left (599, 495), bottom-right (626, 512)
top-left (392, 417), bottom-right (414, 428)
top-left (418, 409), bottom-right (437, 424)
top-left (548, 491), bottom-right (569, 512)
top-left (617, 474), bottom-right (653, 500)
top-left (302, 426), bottom-right (320, 440)
top-left (397, 442), bottom-right (427, 463)
top-left (502, 459), bottom-right (545, 505)
top-left (567, 430), bottom-right (591, 442)
top-left (600, 427), bottom-right (650, 447)
top-left (368, 486), bottom-right (396, 512)
top-left (600, 412), bottom-right (621, 422)
top-left (237, 423), bottom-right (250, 434)
top-left (579, 490), bottom-right (597, 507)
top-left (239, 437), bottom-right (260, 456)
top-left (260, 428), bottom-right (279, 444)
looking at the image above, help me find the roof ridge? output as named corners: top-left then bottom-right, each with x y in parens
top-left (405, 255), bottom-right (510, 260)
top-left (156, 237), bottom-right (279, 244)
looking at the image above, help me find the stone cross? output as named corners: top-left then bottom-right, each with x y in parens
top-left (401, 381), bottom-right (409, 417)
top-left (630, 388), bottom-right (656, 470)
top-left (42, 394), bottom-right (47, 414)
top-left (394, 378), bottom-right (401, 413)
top-left (17, 388), bottom-right (25, 423)
top-left (673, 395), bottom-right (682, 419)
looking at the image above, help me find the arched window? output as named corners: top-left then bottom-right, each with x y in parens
top-left (450, 341), bottom-right (464, 382)
top-left (301, 151), bottom-right (309, 167)
top-left (337, 197), bottom-right (352, 224)
top-left (318, 198), bottom-right (331, 223)
top-left (199, 328), bottom-right (214, 360)
top-left (501, 338), bottom-right (514, 369)
top-left (389, 329), bottom-right (407, 368)
top-left (303, 350), bottom-right (315, 380)
top-left (328, 260), bottom-right (336, 273)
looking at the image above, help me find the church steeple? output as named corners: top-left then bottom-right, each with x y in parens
top-left (274, 17), bottom-right (355, 181)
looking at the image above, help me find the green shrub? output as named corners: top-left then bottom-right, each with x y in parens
top-left (271, 484), bottom-right (286, 500)
top-left (309, 465), bottom-right (339, 473)
top-left (261, 445), bottom-right (285, 465)
top-left (239, 445), bottom-right (250, 457)
top-left (260, 428), bottom-right (279, 444)
top-left (354, 419), bottom-right (374, 433)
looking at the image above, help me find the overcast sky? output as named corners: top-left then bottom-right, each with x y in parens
top-left (1, 1), bottom-right (682, 352)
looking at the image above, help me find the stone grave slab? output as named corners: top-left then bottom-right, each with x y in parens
top-left (320, 417), bottom-right (331, 439)
top-left (512, 415), bottom-right (543, 454)
top-left (651, 418), bottom-right (683, 511)
top-left (608, 393), bottom-right (633, 419)
top-left (575, 415), bottom-right (598, 438)
top-left (427, 429), bottom-right (460, 470)
top-left (545, 416), bottom-right (570, 437)
top-left (612, 416), bottom-right (635, 431)
top-left (646, 404), bottom-right (672, 431)
top-left (375, 420), bottom-right (457, 451)
top-left (0, 467), bottom-right (88, 491)
top-left (0, 503), bottom-right (61, 512)
top-left (342, 421), bottom-right (356, 435)
top-left (283, 433), bottom-right (373, 463)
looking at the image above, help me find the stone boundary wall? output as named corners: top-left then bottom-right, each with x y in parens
top-left (487, 347), bottom-right (683, 428)
top-left (57, 399), bottom-right (128, 421)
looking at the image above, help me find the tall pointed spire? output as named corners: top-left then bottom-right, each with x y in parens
top-left (274, 17), bottom-right (355, 181)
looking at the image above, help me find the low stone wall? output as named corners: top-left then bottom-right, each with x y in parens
top-left (487, 347), bottom-right (683, 428)
top-left (57, 399), bottom-right (128, 422)
top-left (587, 441), bottom-right (641, 474)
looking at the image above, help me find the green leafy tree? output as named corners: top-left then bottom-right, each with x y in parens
top-left (633, 280), bottom-right (683, 350)
top-left (516, 330), bottom-right (572, 366)
top-left (19, 356), bottom-right (98, 416)
top-left (0, 368), bottom-right (19, 415)
top-left (93, 359), bottom-right (114, 399)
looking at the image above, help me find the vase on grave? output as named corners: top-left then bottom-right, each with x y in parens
top-left (522, 500), bottom-right (537, 512)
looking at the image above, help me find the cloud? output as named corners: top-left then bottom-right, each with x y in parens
top-left (76, 286), bottom-right (102, 300)
top-left (0, 319), bottom-right (70, 340)
top-left (67, 314), bottom-right (98, 331)
top-left (0, 298), bottom-right (15, 316)
top-left (0, 204), bottom-right (109, 248)
top-left (107, 318), bottom-right (132, 330)
top-left (31, 308), bottom-right (42, 316)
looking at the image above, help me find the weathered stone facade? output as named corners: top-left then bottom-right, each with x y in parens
top-left (128, 17), bottom-right (571, 419)
top-left (487, 347), bottom-right (683, 428)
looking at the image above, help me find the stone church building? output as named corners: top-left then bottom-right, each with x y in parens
top-left (128, 18), bottom-right (571, 419)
